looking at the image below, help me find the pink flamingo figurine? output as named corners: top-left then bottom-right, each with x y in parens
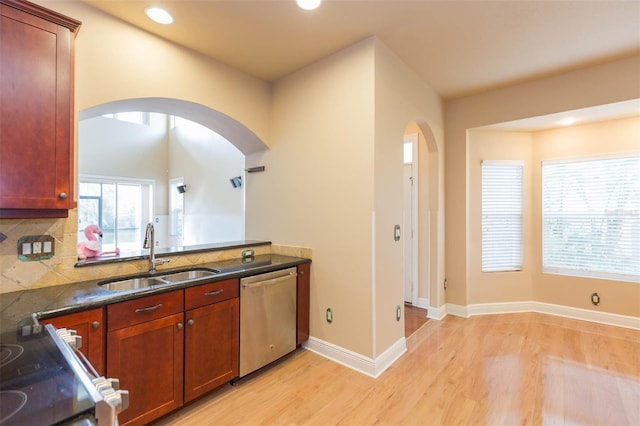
top-left (77, 224), bottom-right (120, 259)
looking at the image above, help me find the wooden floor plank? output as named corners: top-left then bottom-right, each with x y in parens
top-left (154, 313), bottom-right (640, 425)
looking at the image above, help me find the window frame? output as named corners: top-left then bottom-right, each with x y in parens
top-left (78, 175), bottom-right (154, 252)
top-left (541, 152), bottom-right (640, 283)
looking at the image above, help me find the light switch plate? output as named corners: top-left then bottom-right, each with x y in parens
top-left (18, 235), bottom-right (55, 261)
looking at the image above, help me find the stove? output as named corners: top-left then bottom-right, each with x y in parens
top-left (0, 324), bottom-right (127, 425)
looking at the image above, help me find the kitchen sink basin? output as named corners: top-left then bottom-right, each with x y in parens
top-left (98, 268), bottom-right (220, 291)
top-left (160, 269), bottom-right (219, 283)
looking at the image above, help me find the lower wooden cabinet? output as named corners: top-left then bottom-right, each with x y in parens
top-left (43, 307), bottom-right (105, 375)
top-left (107, 291), bottom-right (184, 426)
top-left (106, 282), bottom-right (240, 425)
top-left (184, 297), bottom-right (239, 402)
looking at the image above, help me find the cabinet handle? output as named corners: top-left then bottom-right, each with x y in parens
top-left (91, 321), bottom-right (100, 329)
top-left (300, 270), bottom-right (305, 275)
top-left (204, 289), bottom-right (224, 297)
top-left (58, 192), bottom-right (68, 199)
top-left (135, 303), bottom-right (163, 314)
top-left (177, 323), bottom-right (183, 329)
top-left (187, 319), bottom-right (194, 326)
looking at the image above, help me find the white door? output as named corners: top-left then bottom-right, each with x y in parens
top-left (403, 163), bottom-right (413, 303)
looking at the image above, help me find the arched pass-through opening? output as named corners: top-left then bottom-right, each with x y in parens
top-left (79, 97), bottom-right (269, 155)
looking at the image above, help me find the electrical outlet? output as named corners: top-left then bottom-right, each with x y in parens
top-left (591, 292), bottom-right (600, 306)
top-left (326, 308), bottom-right (333, 323)
top-left (17, 235), bottom-right (55, 261)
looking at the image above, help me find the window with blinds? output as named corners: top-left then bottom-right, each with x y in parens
top-left (482, 161), bottom-right (523, 272)
top-left (542, 153), bottom-right (640, 282)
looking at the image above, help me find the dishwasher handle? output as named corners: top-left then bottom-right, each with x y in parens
top-left (241, 272), bottom-right (297, 289)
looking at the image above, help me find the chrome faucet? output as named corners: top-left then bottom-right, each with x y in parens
top-left (143, 223), bottom-right (168, 273)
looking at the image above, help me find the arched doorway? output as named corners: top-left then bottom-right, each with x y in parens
top-left (403, 120), bottom-right (440, 333)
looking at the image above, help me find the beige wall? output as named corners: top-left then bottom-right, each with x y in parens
top-left (467, 130), bottom-right (534, 303)
top-left (445, 55), bottom-right (640, 314)
top-left (244, 38), bottom-right (445, 358)
top-left (38, 1), bottom-right (271, 146)
top-left (532, 117), bottom-right (640, 316)
top-left (373, 40), bottom-right (444, 354)
top-left (246, 39), bottom-right (376, 356)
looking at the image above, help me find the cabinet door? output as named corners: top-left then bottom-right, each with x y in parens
top-left (107, 313), bottom-right (184, 426)
top-left (44, 308), bottom-right (105, 375)
top-left (0, 1), bottom-right (79, 218)
top-left (184, 298), bottom-right (239, 402)
top-left (297, 263), bottom-right (311, 345)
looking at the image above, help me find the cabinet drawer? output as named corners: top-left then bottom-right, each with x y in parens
top-left (185, 279), bottom-right (238, 310)
top-left (108, 290), bottom-right (184, 331)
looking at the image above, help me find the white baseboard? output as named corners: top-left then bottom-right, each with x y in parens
top-left (303, 336), bottom-right (406, 378)
top-left (426, 305), bottom-right (447, 320)
top-left (444, 301), bottom-right (640, 330)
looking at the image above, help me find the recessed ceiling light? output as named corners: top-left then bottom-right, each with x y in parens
top-left (297, 0), bottom-right (322, 11)
top-left (560, 117), bottom-right (576, 126)
top-left (145, 7), bottom-right (174, 25)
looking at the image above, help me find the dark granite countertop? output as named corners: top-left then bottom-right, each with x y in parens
top-left (0, 254), bottom-right (311, 338)
top-left (74, 240), bottom-right (270, 267)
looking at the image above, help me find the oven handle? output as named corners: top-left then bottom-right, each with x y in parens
top-left (74, 345), bottom-right (100, 379)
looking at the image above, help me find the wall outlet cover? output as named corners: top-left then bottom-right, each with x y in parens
top-left (18, 235), bottom-right (55, 261)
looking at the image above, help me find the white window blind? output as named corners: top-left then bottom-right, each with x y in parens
top-left (482, 161), bottom-right (523, 272)
top-left (542, 154), bottom-right (640, 282)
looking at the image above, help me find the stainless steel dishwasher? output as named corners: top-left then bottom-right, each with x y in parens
top-left (239, 267), bottom-right (297, 377)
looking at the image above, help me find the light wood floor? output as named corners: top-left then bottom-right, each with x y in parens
top-left (405, 304), bottom-right (429, 337)
top-left (154, 313), bottom-right (640, 425)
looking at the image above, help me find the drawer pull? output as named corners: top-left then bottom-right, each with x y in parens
top-left (91, 321), bottom-right (100, 329)
top-left (204, 289), bottom-right (224, 297)
top-left (135, 303), bottom-right (163, 314)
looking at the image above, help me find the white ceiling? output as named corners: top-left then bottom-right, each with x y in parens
top-left (80, 0), bottom-right (640, 100)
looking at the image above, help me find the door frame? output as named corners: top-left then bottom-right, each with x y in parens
top-left (404, 133), bottom-right (419, 306)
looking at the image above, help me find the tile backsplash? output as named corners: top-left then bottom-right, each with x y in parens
top-left (0, 210), bottom-right (310, 294)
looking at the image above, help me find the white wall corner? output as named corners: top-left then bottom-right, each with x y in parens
top-left (426, 304), bottom-right (448, 320)
top-left (303, 336), bottom-right (407, 378)
top-left (445, 301), bottom-right (640, 330)
top-left (445, 303), bottom-right (470, 318)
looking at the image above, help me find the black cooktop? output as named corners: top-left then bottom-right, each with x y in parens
top-left (0, 327), bottom-right (94, 425)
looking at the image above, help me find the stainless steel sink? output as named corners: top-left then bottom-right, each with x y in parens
top-left (100, 277), bottom-right (166, 291)
top-left (160, 269), bottom-right (219, 283)
top-left (98, 268), bottom-right (220, 291)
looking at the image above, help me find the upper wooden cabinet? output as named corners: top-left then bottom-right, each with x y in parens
top-left (0, 0), bottom-right (80, 218)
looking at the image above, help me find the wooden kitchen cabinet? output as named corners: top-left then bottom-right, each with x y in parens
top-left (184, 278), bottom-right (239, 402)
top-left (106, 291), bottom-right (184, 426)
top-left (44, 307), bottom-right (105, 375)
top-left (0, 0), bottom-right (80, 218)
top-left (297, 263), bottom-right (311, 345)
